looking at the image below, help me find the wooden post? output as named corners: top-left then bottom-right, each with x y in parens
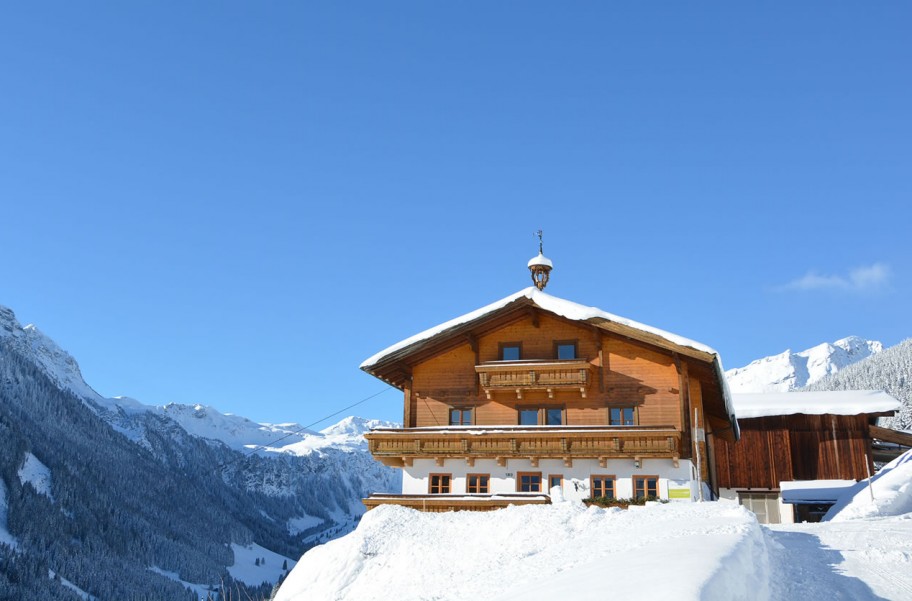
top-left (403, 381), bottom-right (413, 428)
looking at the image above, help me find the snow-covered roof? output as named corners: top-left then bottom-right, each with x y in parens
top-left (360, 286), bottom-right (737, 437)
top-left (527, 253), bottom-right (553, 268)
top-left (780, 480), bottom-right (857, 504)
top-left (361, 287), bottom-right (718, 369)
top-left (731, 390), bottom-right (900, 419)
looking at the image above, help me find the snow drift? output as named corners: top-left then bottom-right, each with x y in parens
top-left (275, 502), bottom-right (770, 601)
top-left (824, 449), bottom-right (912, 521)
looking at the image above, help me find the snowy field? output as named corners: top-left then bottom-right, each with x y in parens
top-left (276, 494), bottom-right (912, 601)
top-left (276, 502), bottom-right (770, 601)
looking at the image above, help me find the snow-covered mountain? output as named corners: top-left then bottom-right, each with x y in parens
top-left (805, 338), bottom-right (912, 431)
top-left (0, 303), bottom-right (399, 600)
top-left (725, 336), bottom-right (883, 393)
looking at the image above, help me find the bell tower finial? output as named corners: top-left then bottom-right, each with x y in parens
top-left (527, 230), bottom-right (553, 290)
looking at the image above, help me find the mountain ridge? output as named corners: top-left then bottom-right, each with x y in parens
top-left (725, 336), bottom-right (883, 393)
top-left (0, 302), bottom-right (399, 600)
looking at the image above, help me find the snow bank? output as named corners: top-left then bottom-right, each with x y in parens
top-left (275, 502), bottom-right (769, 601)
top-left (824, 449), bottom-right (912, 521)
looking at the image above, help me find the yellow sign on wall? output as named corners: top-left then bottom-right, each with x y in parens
top-left (668, 488), bottom-right (691, 499)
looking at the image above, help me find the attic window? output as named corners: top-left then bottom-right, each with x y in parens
top-left (500, 342), bottom-right (521, 361)
top-left (555, 341), bottom-right (577, 360)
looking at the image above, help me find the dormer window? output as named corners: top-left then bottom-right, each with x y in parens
top-left (555, 341), bottom-right (577, 360)
top-left (500, 342), bottom-right (522, 361)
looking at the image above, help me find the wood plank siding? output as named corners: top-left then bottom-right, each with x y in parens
top-left (403, 312), bottom-right (714, 455)
top-left (714, 414), bottom-right (873, 489)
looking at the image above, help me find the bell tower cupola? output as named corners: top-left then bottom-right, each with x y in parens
top-left (527, 229), bottom-right (553, 291)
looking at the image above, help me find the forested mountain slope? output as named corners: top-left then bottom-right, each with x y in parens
top-left (0, 305), bottom-right (398, 600)
top-left (804, 338), bottom-right (912, 430)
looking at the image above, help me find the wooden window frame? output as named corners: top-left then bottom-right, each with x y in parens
top-left (499, 341), bottom-right (523, 361)
top-left (609, 406), bottom-right (637, 426)
top-left (547, 474), bottom-right (563, 491)
top-left (517, 406), bottom-right (566, 426)
top-left (553, 339), bottom-right (579, 361)
top-left (590, 475), bottom-right (616, 499)
top-left (429, 473), bottom-right (452, 494)
top-left (449, 407), bottom-right (473, 426)
top-left (633, 475), bottom-right (659, 500)
top-left (466, 473), bottom-right (490, 494)
top-left (516, 471), bottom-right (542, 493)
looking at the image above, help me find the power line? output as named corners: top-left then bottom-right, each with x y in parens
top-left (217, 386), bottom-right (394, 470)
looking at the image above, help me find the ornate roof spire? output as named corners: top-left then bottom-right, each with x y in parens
top-left (527, 229), bottom-right (553, 290)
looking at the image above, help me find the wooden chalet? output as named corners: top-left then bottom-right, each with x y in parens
top-left (715, 390), bottom-right (906, 523)
top-left (360, 249), bottom-right (739, 511)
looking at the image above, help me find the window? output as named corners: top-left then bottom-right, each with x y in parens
top-left (519, 409), bottom-right (539, 425)
top-left (555, 341), bottom-right (577, 360)
top-left (633, 475), bottom-right (659, 500)
top-left (518, 407), bottom-right (564, 426)
top-left (500, 342), bottom-right (521, 361)
top-left (517, 472), bottom-right (542, 492)
top-left (449, 407), bottom-right (473, 425)
top-left (609, 407), bottom-right (636, 426)
top-left (467, 473), bottom-right (490, 494)
top-left (548, 474), bottom-right (563, 491)
top-left (429, 474), bottom-right (451, 494)
top-left (545, 408), bottom-right (563, 425)
top-left (590, 475), bottom-right (615, 499)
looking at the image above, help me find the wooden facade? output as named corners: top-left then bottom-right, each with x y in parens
top-left (714, 414), bottom-right (875, 490)
top-left (369, 307), bottom-right (733, 440)
top-left (361, 290), bottom-right (738, 508)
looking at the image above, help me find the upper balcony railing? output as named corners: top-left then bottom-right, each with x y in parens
top-left (475, 359), bottom-right (592, 399)
top-left (365, 425), bottom-right (682, 468)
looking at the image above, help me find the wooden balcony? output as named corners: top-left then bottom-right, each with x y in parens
top-left (475, 359), bottom-right (592, 399)
top-left (363, 493), bottom-right (551, 513)
top-left (365, 426), bottom-right (682, 468)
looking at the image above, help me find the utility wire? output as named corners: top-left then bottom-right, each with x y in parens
top-left (217, 386), bottom-right (394, 470)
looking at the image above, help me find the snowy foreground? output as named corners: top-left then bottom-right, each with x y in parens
top-left (276, 502), bottom-right (769, 601)
top-left (276, 499), bottom-right (912, 601)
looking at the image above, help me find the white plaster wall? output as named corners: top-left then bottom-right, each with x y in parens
top-left (401, 457), bottom-right (699, 501)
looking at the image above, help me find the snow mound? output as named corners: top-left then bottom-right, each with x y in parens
top-left (18, 452), bottom-right (53, 501)
top-left (824, 449), bottom-right (912, 521)
top-left (726, 336), bottom-right (882, 393)
top-left (275, 502), bottom-right (769, 601)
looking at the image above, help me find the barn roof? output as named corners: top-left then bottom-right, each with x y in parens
top-left (731, 390), bottom-right (900, 419)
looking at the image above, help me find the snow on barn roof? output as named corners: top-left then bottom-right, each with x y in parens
top-left (360, 286), bottom-right (719, 368)
top-left (731, 390), bottom-right (900, 419)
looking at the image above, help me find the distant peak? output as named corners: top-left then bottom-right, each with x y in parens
top-left (726, 336), bottom-right (884, 393)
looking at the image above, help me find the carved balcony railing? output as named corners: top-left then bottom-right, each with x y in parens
top-left (365, 426), bottom-right (682, 468)
top-left (475, 360), bottom-right (592, 399)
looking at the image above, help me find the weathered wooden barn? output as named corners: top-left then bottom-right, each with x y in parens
top-left (715, 391), bottom-right (904, 523)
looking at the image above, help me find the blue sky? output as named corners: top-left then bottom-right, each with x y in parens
top-left (1, 2), bottom-right (909, 427)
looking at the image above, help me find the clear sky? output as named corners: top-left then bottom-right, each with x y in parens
top-left (1, 2), bottom-right (909, 427)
